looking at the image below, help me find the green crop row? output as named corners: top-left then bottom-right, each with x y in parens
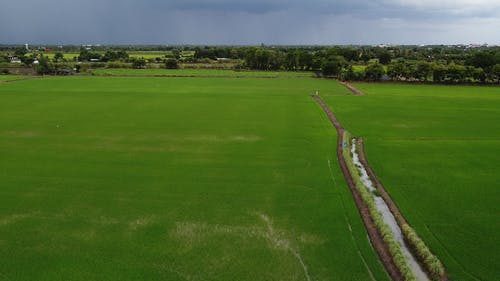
top-left (342, 131), bottom-right (417, 281)
top-left (402, 224), bottom-right (445, 280)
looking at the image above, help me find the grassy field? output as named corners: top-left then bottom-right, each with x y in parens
top-left (0, 76), bottom-right (387, 280)
top-left (90, 68), bottom-right (316, 77)
top-left (323, 83), bottom-right (500, 281)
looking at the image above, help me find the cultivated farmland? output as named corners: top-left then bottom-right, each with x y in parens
top-left (324, 83), bottom-right (500, 281)
top-left (0, 76), bottom-right (388, 280)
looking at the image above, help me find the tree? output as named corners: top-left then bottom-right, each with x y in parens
top-left (365, 62), bottom-right (385, 81)
top-left (36, 56), bottom-right (54, 75)
top-left (432, 63), bottom-right (447, 82)
top-left (14, 48), bottom-right (27, 58)
top-left (339, 65), bottom-right (356, 81)
top-left (20, 55), bottom-right (34, 66)
top-left (378, 51), bottom-right (392, 65)
top-left (473, 67), bottom-right (486, 83)
top-left (492, 64), bottom-right (500, 83)
top-left (78, 48), bottom-right (100, 62)
top-left (171, 49), bottom-right (181, 59)
top-left (311, 53), bottom-right (324, 70)
top-left (245, 48), bottom-right (283, 70)
top-left (116, 50), bottom-right (129, 60)
top-left (54, 52), bottom-right (64, 62)
top-left (321, 56), bottom-right (346, 77)
top-left (165, 58), bottom-right (178, 69)
top-left (132, 58), bottom-right (146, 69)
top-left (0, 54), bottom-right (9, 63)
top-left (340, 48), bottom-right (359, 62)
top-left (360, 52), bottom-right (370, 63)
top-left (387, 61), bottom-right (408, 80)
top-left (102, 50), bottom-right (129, 62)
top-left (467, 51), bottom-right (496, 69)
top-left (297, 51), bottom-right (313, 70)
top-left (414, 61), bottom-right (432, 81)
top-left (447, 63), bottom-right (467, 82)
top-left (284, 51), bottom-right (298, 70)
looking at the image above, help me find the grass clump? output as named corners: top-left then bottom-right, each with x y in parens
top-left (403, 224), bottom-right (445, 280)
top-left (372, 189), bottom-right (382, 197)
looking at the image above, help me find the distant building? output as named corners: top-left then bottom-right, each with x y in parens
top-left (9, 56), bottom-right (22, 63)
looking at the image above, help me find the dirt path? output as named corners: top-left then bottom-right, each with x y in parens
top-left (311, 95), bottom-right (404, 281)
top-left (338, 81), bottom-right (366, 95)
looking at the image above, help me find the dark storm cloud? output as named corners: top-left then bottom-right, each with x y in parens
top-left (0, 0), bottom-right (499, 45)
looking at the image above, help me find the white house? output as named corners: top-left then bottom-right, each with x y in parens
top-left (9, 56), bottom-right (22, 63)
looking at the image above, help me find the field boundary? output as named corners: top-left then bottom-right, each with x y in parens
top-left (89, 73), bottom-right (316, 79)
top-left (0, 77), bottom-right (42, 83)
top-left (312, 94), bottom-right (404, 281)
top-left (338, 81), bottom-right (366, 95)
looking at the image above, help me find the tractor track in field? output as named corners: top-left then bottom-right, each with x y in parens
top-left (312, 94), bottom-right (404, 281)
top-left (338, 81), bottom-right (366, 95)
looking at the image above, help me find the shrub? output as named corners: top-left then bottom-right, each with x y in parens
top-left (339, 65), bottom-right (356, 81)
top-left (165, 59), bottom-right (179, 69)
top-left (402, 224), bottom-right (445, 280)
top-left (321, 56), bottom-right (346, 77)
top-left (132, 58), bottom-right (147, 69)
top-left (365, 62), bottom-right (385, 81)
top-left (36, 56), bottom-right (55, 75)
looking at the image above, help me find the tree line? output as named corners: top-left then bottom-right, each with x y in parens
top-left (1, 45), bottom-right (499, 83)
top-left (188, 45), bottom-right (500, 83)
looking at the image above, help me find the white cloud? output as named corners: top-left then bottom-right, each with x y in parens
top-left (387, 0), bottom-right (500, 12)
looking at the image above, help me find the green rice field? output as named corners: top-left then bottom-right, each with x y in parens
top-left (90, 68), bottom-right (316, 77)
top-left (0, 76), bottom-right (387, 280)
top-left (323, 83), bottom-right (500, 281)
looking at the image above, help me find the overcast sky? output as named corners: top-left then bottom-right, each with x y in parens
top-left (1, 0), bottom-right (499, 45)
